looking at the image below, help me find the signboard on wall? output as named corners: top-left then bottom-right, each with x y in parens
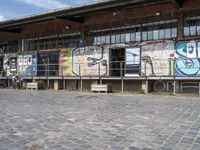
top-left (125, 47), bottom-right (141, 76)
top-left (10, 57), bottom-right (17, 72)
top-left (18, 52), bottom-right (37, 77)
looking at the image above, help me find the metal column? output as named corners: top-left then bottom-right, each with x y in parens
top-left (173, 80), bottom-right (176, 95)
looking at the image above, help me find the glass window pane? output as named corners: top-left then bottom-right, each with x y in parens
top-left (148, 31), bottom-right (153, 40)
top-left (131, 33), bottom-right (136, 41)
top-left (97, 36), bottom-right (101, 45)
top-left (184, 27), bottom-right (190, 36)
top-left (94, 37), bottom-right (97, 45)
top-left (106, 35), bottom-right (110, 44)
top-left (172, 28), bottom-right (177, 38)
top-left (116, 34), bottom-right (121, 43)
top-left (111, 35), bottom-right (115, 44)
top-left (121, 34), bottom-right (126, 42)
top-left (136, 32), bottom-right (141, 41)
top-left (142, 32), bottom-right (147, 41)
top-left (165, 29), bottom-right (171, 38)
top-left (190, 26), bottom-right (196, 36)
top-left (126, 33), bottom-right (131, 42)
top-left (153, 30), bottom-right (159, 40)
top-left (159, 30), bottom-right (165, 39)
top-left (101, 36), bottom-right (106, 44)
top-left (197, 26), bottom-right (200, 35)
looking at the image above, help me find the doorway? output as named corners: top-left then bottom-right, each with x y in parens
top-left (109, 48), bottom-right (125, 76)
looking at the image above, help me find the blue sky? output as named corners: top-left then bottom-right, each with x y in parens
top-left (0, 0), bottom-right (103, 21)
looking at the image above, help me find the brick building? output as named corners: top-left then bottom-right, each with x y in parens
top-left (0, 0), bottom-right (200, 94)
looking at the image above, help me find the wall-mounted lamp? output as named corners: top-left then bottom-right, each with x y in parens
top-left (65, 26), bottom-right (70, 30)
top-left (155, 12), bottom-right (161, 16)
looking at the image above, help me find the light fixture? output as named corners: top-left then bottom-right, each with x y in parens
top-left (65, 26), bottom-right (70, 29)
top-left (155, 12), bottom-right (161, 16)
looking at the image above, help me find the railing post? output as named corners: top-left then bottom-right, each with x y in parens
top-left (173, 80), bottom-right (176, 95)
top-left (79, 63), bottom-right (81, 77)
top-left (144, 61), bottom-right (147, 78)
top-left (120, 61), bottom-right (124, 93)
top-left (31, 65), bottom-right (33, 79)
top-left (98, 63), bottom-right (100, 79)
top-left (79, 63), bottom-right (83, 92)
top-left (199, 82), bottom-right (200, 96)
top-left (120, 61), bottom-right (123, 78)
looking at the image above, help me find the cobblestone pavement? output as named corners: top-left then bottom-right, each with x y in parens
top-left (0, 90), bottom-right (200, 150)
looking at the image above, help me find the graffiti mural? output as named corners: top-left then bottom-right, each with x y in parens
top-left (72, 46), bottom-right (109, 76)
top-left (59, 48), bottom-right (74, 76)
top-left (17, 52), bottom-right (37, 77)
top-left (3, 54), bottom-right (17, 77)
top-left (175, 41), bottom-right (200, 76)
top-left (140, 40), bottom-right (175, 76)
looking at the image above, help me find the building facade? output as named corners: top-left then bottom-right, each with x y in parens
top-left (0, 0), bottom-right (200, 94)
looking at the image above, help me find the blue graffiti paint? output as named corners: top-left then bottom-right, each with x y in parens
top-left (197, 41), bottom-right (200, 58)
top-left (176, 42), bottom-right (187, 57)
top-left (175, 58), bottom-right (200, 76)
top-left (175, 41), bottom-right (200, 76)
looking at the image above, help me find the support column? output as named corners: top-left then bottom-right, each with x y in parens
top-left (177, 9), bottom-right (184, 40)
top-left (142, 80), bottom-right (148, 94)
top-left (199, 82), bottom-right (200, 96)
top-left (173, 80), bottom-right (176, 95)
top-left (47, 79), bottom-right (50, 89)
top-left (80, 79), bottom-right (83, 92)
top-left (54, 80), bottom-right (59, 90)
top-left (63, 79), bottom-right (66, 90)
top-left (121, 79), bottom-right (124, 93)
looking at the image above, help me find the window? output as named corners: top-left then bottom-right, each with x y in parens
top-left (184, 15), bottom-right (200, 36)
top-left (88, 18), bottom-right (177, 45)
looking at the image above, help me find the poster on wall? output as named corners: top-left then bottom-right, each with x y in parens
top-left (125, 47), bottom-right (140, 76)
top-left (10, 57), bottom-right (17, 72)
top-left (18, 52), bottom-right (37, 77)
top-left (175, 41), bottom-right (200, 77)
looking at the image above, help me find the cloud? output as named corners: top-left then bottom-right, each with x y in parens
top-left (16, 0), bottom-right (68, 9)
top-left (0, 15), bottom-right (5, 21)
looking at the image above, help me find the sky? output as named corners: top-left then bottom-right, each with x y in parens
top-left (0, 0), bottom-right (104, 21)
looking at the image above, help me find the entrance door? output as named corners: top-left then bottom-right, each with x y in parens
top-left (109, 48), bottom-right (125, 76)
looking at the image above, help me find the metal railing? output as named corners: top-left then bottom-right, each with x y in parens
top-left (0, 58), bottom-right (200, 78)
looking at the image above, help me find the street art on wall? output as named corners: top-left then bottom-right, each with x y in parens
top-left (72, 46), bottom-right (109, 76)
top-left (140, 40), bottom-right (175, 76)
top-left (3, 54), bottom-right (17, 77)
top-left (17, 52), bottom-right (37, 77)
top-left (175, 41), bottom-right (200, 76)
top-left (59, 48), bottom-right (74, 76)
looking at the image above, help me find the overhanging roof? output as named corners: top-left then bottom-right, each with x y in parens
top-left (0, 0), bottom-right (182, 31)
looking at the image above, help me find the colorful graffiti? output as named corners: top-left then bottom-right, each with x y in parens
top-left (59, 48), bottom-right (74, 76)
top-left (17, 52), bottom-right (37, 77)
top-left (140, 40), bottom-right (175, 76)
top-left (175, 41), bottom-right (200, 76)
top-left (72, 46), bottom-right (109, 76)
top-left (3, 54), bottom-right (17, 77)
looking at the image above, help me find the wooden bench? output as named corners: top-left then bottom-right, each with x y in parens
top-left (91, 84), bottom-right (112, 93)
top-left (26, 82), bottom-right (38, 90)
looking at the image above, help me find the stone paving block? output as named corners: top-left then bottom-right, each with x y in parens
top-left (0, 90), bottom-right (200, 150)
